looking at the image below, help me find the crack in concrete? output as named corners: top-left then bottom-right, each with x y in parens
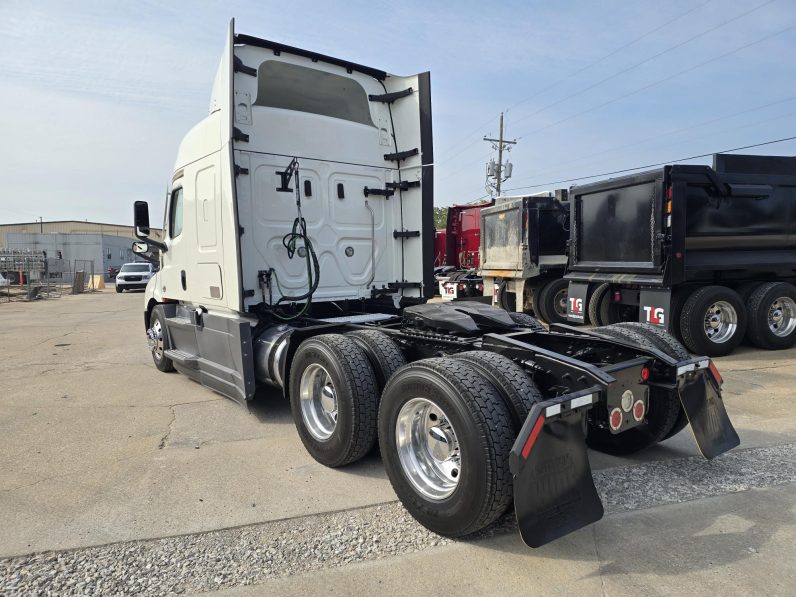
top-left (593, 525), bottom-right (607, 597)
top-left (158, 406), bottom-right (177, 450)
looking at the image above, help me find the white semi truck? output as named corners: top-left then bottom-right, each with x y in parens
top-left (132, 20), bottom-right (739, 547)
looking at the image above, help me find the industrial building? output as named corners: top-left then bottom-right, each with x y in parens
top-left (0, 221), bottom-right (163, 278)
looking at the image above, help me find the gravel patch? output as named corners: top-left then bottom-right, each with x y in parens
top-left (2, 443), bottom-right (795, 595)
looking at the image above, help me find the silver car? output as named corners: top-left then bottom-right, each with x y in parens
top-left (115, 262), bottom-right (155, 293)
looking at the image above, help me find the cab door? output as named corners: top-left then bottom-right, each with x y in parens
top-left (159, 183), bottom-right (189, 301)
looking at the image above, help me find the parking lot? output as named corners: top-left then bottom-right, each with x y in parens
top-left (1, 289), bottom-right (795, 595)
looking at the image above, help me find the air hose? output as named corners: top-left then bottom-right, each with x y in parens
top-left (264, 158), bottom-right (320, 321)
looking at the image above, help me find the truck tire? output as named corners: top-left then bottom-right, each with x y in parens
top-left (347, 330), bottom-right (406, 392)
top-left (537, 278), bottom-right (570, 325)
top-left (586, 324), bottom-right (682, 454)
top-left (612, 321), bottom-right (690, 440)
top-left (116, 285), bottom-right (123, 293)
top-left (594, 285), bottom-right (626, 325)
top-left (745, 281), bottom-right (796, 350)
top-left (508, 312), bottom-right (546, 332)
top-left (588, 283), bottom-right (610, 327)
top-left (679, 286), bottom-right (746, 357)
top-left (289, 334), bottom-right (379, 468)
top-left (378, 357), bottom-right (514, 537)
top-left (452, 351), bottom-right (542, 431)
top-left (496, 281), bottom-right (516, 312)
top-left (150, 305), bottom-right (175, 373)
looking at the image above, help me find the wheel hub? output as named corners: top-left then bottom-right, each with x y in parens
top-left (768, 297), bottom-right (796, 337)
top-left (149, 320), bottom-right (164, 360)
top-left (299, 364), bottom-right (338, 441)
top-left (396, 398), bottom-right (461, 500)
top-left (702, 300), bottom-right (737, 343)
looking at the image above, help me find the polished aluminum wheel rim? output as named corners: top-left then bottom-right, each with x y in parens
top-left (150, 319), bottom-right (164, 361)
top-left (703, 300), bottom-right (737, 344)
top-left (553, 287), bottom-right (568, 318)
top-left (768, 296), bottom-right (796, 337)
top-left (299, 364), bottom-right (338, 441)
top-left (396, 398), bottom-right (461, 500)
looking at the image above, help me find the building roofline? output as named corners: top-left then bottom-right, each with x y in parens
top-left (0, 220), bottom-right (162, 231)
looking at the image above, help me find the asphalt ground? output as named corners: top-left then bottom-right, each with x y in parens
top-left (1, 289), bottom-right (795, 595)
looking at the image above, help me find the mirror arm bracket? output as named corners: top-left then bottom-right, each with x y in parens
top-left (135, 229), bottom-right (168, 253)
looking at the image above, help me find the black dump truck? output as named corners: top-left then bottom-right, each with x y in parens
top-left (480, 191), bottom-right (571, 324)
top-left (566, 154), bottom-right (796, 356)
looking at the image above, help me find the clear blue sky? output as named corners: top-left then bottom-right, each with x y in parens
top-left (1, 0), bottom-right (795, 225)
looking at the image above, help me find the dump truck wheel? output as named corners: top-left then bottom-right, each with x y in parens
top-left (347, 330), bottom-right (406, 393)
top-left (149, 305), bottom-right (175, 373)
top-left (378, 357), bottom-right (514, 537)
top-left (496, 281), bottom-right (516, 312)
top-left (679, 286), bottom-right (746, 357)
top-left (586, 325), bottom-right (682, 454)
top-left (745, 281), bottom-right (796, 350)
top-left (612, 322), bottom-right (690, 440)
top-left (290, 334), bottom-right (379, 468)
top-left (537, 278), bottom-right (570, 325)
top-left (508, 312), bottom-right (546, 332)
top-left (588, 283), bottom-right (610, 327)
top-left (452, 351), bottom-right (542, 431)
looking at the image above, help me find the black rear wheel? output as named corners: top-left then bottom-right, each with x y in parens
top-left (452, 351), bottom-right (542, 431)
top-left (745, 281), bottom-right (796, 350)
top-left (289, 334), bottom-right (379, 467)
top-left (378, 358), bottom-right (514, 537)
top-left (679, 286), bottom-right (746, 357)
top-left (588, 283), bottom-right (610, 327)
top-left (537, 278), bottom-right (570, 325)
top-left (612, 322), bottom-right (690, 440)
top-left (347, 330), bottom-right (406, 393)
top-left (586, 324), bottom-right (682, 454)
top-left (508, 311), bottom-right (546, 332)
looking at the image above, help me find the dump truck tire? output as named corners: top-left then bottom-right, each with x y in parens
top-left (586, 325), bottom-right (682, 454)
top-left (378, 357), bottom-right (514, 537)
top-left (679, 286), bottom-right (746, 357)
top-left (290, 334), bottom-right (379, 468)
top-left (453, 351), bottom-right (542, 431)
top-left (347, 330), bottom-right (406, 393)
top-left (745, 281), bottom-right (796, 350)
top-left (588, 283), bottom-right (610, 327)
top-left (537, 278), bottom-right (570, 325)
top-left (508, 312), bottom-right (546, 332)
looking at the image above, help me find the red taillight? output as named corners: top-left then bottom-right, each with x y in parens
top-left (708, 361), bottom-right (723, 385)
top-left (612, 290), bottom-right (622, 302)
top-left (632, 400), bottom-right (645, 422)
top-left (477, 284), bottom-right (483, 291)
top-left (640, 366), bottom-right (650, 381)
top-left (609, 408), bottom-right (623, 431)
top-left (458, 284), bottom-right (465, 290)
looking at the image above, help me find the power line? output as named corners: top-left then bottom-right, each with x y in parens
top-left (436, 0), bottom-right (713, 166)
top-left (509, 0), bottom-right (777, 134)
top-left (514, 22), bottom-right (796, 140)
top-left (501, 134), bottom-right (796, 193)
top-left (436, 23), bottom-right (794, 186)
top-left (504, 0), bottom-right (714, 115)
top-left (506, 96), bottom-right (796, 186)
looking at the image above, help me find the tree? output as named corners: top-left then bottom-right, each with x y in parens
top-left (433, 207), bottom-right (448, 230)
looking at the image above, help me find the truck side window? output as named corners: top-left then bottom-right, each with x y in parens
top-left (169, 188), bottom-right (184, 238)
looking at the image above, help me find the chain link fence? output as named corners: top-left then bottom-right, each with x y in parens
top-left (0, 250), bottom-right (98, 303)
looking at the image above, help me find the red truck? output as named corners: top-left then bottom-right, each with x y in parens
top-left (436, 201), bottom-right (491, 300)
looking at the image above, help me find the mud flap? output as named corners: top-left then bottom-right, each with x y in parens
top-left (678, 369), bottom-right (740, 459)
top-left (510, 393), bottom-right (604, 548)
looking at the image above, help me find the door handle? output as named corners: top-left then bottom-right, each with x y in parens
top-left (181, 270), bottom-right (187, 291)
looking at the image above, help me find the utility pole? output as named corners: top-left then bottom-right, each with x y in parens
top-left (484, 112), bottom-right (517, 197)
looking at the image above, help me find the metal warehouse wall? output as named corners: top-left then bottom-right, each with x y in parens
top-left (0, 221), bottom-right (163, 247)
top-left (6, 233), bottom-right (143, 275)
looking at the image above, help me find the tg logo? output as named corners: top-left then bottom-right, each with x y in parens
top-left (569, 297), bottom-right (583, 314)
top-left (643, 305), bottom-right (665, 325)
